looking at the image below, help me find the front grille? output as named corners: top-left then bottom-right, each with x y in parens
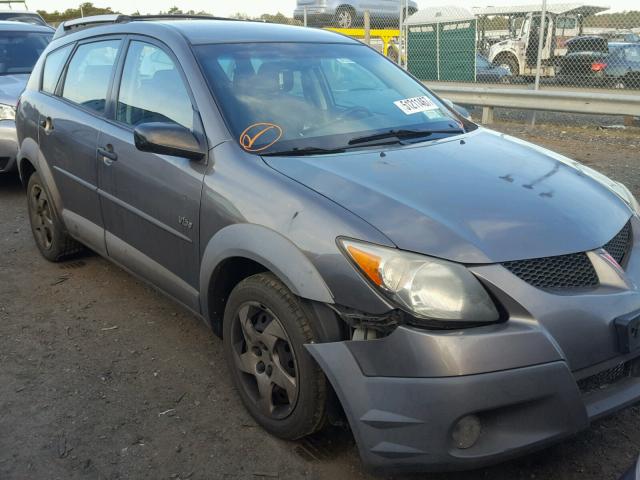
top-left (577, 361), bottom-right (634, 395)
top-left (603, 221), bottom-right (632, 265)
top-left (503, 221), bottom-right (633, 290)
top-left (502, 252), bottom-right (599, 289)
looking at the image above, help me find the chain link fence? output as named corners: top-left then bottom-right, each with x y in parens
top-left (261, 1), bottom-right (640, 92)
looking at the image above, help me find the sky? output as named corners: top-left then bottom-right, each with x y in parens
top-left (23, 0), bottom-right (638, 16)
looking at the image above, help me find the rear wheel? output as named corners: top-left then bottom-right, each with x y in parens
top-left (612, 78), bottom-right (626, 89)
top-left (223, 273), bottom-right (327, 440)
top-left (27, 172), bottom-right (82, 262)
top-left (387, 45), bottom-right (400, 64)
top-left (334, 7), bottom-right (354, 28)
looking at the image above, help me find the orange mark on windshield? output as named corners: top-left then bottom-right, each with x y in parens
top-left (239, 123), bottom-right (283, 152)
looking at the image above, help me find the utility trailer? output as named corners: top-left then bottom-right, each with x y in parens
top-left (474, 3), bottom-right (609, 78)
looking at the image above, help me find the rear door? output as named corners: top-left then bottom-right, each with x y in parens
top-left (620, 45), bottom-right (640, 87)
top-left (38, 37), bottom-right (123, 254)
top-left (97, 37), bottom-right (206, 311)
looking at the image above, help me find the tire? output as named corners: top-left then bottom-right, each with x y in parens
top-left (612, 79), bottom-right (626, 90)
top-left (334, 7), bottom-right (354, 28)
top-left (402, 7), bottom-right (417, 22)
top-left (26, 172), bottom-right (82, 262)
top-left (495, 55), bottom-right (519, 78)
top-left (223, 272), bottom-right (327, 440)
top-left (386, 46), bottom-right (400, 64)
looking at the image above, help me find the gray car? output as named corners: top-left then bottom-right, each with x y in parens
top-left (0, 21), bottom-right (52, 174)
top-left (16, 15), bottom-right (640, 474)
top-left (294, 0), bottom-right (417, 28)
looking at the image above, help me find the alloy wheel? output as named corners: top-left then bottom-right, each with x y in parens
top-left (337, 10), bottom-right (353, 28)
top-left (30, 184), bottom-right (54, 250)
top-left (230, 301), bottom-right (299, 419)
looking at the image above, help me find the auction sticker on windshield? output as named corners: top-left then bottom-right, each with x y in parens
top-left (394, 96), bottom-right (439, 115)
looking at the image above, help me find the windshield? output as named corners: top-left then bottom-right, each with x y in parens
top-left (0, 13), bottom-right (47, 26)
top-left (0, 31), bottom-right (51, 74)
top-left (195, 43), bottom-right (471, 155)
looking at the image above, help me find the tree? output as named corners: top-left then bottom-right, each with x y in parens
top-left (37, 2), bottom-right (116, 24)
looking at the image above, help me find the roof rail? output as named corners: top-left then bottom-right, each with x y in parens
top-left (53, 13), bottom-right (236, 40)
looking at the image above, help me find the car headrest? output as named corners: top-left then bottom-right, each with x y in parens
top-left (256, 62), bottom-right (294, 93)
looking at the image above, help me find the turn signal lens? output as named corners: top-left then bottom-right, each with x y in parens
top-left (346, 245), bottom-right (383, 286)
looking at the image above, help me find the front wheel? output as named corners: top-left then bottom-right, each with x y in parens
top-left (223, 273), bottom-right (328, 440)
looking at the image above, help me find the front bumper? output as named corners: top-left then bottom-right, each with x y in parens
top-left (307, 331), bottom-right (640, 472)
top-left (0, 119), bottom-right (18, 173)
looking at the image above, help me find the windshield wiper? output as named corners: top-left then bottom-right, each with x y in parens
top-left (261, 146), bottom-right (347, 157)
top-left (261, 128), bottom-right (466, 157)
top-left (347, 128), bottom-right (465, 146)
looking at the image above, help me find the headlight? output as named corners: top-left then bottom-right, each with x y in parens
top-left (614, 182), bottom-right (640, 216)
top-left (0, 103), bottom-right (15, 121)
top-left (340, 239), bottom-right (499, 324)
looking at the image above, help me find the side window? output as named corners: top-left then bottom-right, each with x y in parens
top-left (116, 41), bottom-right (193, 130)
top-left (61, 40), bottom-right (120, 114)
top-left (624, 46), bottom-right (640, 63)
top-left (41, 44), bottom-right (73, 94)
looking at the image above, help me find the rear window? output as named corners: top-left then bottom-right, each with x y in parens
top-left (566, 37), bottom-right (608, 54)
top-left (0, 31), bottom-right (51, 75)
top-left (61, 40), bottom-right (120, 114)
top-left (0, 13), bottom-right (47, 26)
top-left (41, 44), bottom-right (72, 94)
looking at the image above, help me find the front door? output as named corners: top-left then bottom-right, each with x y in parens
top-left (97, 38), bottom-right (206, 312)
top-left (38, 38), bottom-right (123, 254)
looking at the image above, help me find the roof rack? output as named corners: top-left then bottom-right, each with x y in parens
top-left (53, 13), bottom-right (236, 39)
top-left (0, 0), bottom-right (29, 10)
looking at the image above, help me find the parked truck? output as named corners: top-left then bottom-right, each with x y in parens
top-left (474, 4), bottom-right (609, 78)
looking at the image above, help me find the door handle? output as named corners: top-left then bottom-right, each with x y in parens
top-left (97, 144), bottom-right (118, 164)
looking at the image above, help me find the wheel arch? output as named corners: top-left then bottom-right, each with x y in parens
top-left (17, 136), bottom-right (40, 186)
top-left (17, 137), bottom-right (63, 215)
top-left (200, 224), bottom-right (335, 336)
top-left (492, 51), bottom-right (520, 75)
top-left (336, 3), bottom-right (356, 14)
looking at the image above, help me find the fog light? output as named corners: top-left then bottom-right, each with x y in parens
top-left (452, 415), bottom-right (482, 449)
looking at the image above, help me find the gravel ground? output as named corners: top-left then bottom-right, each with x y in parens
top-left (1, 121), bottom-right (639, 480)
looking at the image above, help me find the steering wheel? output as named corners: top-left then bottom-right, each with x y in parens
top-left (301, 106), bottom-right (374, 137)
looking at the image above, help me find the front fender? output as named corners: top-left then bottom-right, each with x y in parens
top-left (199, 223), bottom-right (334, 321)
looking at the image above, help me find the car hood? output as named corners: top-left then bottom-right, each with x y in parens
top-left (263, 129), bottom-right (632, 263)
top-left (0, 74), bottom-right (29, 107)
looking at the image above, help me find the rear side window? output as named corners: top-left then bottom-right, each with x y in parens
top-left (116, 41), bottom-right (193, 129)
top-left (41, 44), bottom-right (72, 94)
top-left (624, 46), bottom-right (640, 63)
top-left (61, 39), bottom-right (120, 114)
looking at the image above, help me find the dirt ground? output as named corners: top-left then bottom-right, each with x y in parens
top-left (1, 121), bottom-right (640, 480)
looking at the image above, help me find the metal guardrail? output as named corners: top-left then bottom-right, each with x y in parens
top-left (426, 84), bottom-right (640, 123)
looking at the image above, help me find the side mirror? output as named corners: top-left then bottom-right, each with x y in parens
top-left (133, 122), bottom-right (206, 161)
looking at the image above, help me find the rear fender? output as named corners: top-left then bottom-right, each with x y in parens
top-left (18, 137), bottom-right (63, 216)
